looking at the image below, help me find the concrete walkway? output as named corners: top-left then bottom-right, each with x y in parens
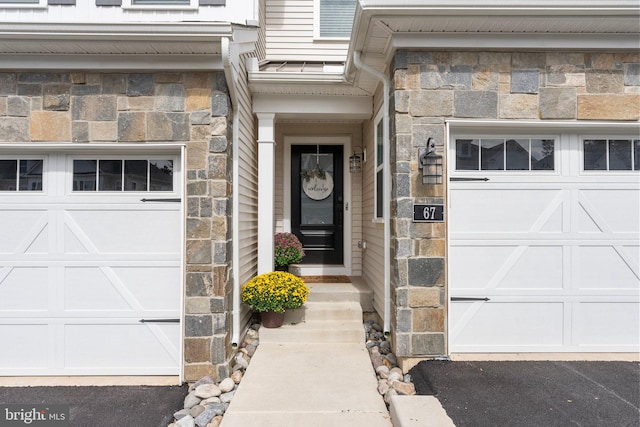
top-left (220, 342), bottom-right (392, 426)
top-left (219, 282), bottom-right (392, 427)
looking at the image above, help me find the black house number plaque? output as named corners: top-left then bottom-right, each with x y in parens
top-left (413, 204), bottom-right (444, 222)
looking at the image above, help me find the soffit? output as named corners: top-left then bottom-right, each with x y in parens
top-left (0, 22), bottom-right (231, 57)
top-left (347, 5), bottom-right (640, 94)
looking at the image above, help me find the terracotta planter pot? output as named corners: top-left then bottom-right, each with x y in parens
top-left (260, 310), bottom-right (285, 328)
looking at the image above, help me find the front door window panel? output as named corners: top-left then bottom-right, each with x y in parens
top-left (300, 152), bottom-right (334, 226)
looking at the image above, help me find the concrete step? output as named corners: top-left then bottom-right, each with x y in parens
top-left (259, 319), bottom-right (365, 344)
top-left (306, 280), bottom-right (374, 312)
top-left (284, 301), bottom-right (363, 324)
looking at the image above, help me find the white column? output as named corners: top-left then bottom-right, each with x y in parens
top-left (257, 113), bottom-right (276, 274)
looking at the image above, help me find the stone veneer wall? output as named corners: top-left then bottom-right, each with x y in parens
top-left (390, 51), bottom-right (640, 360)
top-left (0, 71), bottom-right (234, 382)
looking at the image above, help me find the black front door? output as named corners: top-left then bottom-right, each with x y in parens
top-left (291, 145), bottom-right (343, 265)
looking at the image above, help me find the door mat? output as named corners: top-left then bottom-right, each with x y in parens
top-left (299, 275), bottom-right (351, 283)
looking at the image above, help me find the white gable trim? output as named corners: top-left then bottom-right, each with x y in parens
top-left (0, 54), bottom-right (223, 71)
top-left (387, 33), bottom-right (639, 61)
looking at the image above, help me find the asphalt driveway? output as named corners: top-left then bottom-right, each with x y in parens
top-left (409, 361), bottom-right (640, 427)
top-left (0, 385), bottom-right (187, 426)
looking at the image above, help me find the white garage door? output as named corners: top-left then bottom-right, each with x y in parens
top-left (0, 151), bottom-right (182, 375)
top-left (449, 133), bottom-right (640, 353)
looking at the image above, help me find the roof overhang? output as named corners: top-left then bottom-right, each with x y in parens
top-left (346, 1), bottom-right (640, 93)
top-left (0, 22), bottom-right (248, 70)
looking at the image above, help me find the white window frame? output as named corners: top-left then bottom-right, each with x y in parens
top-left (0, 0), bottom-right (46, 8)
top-left (313, 0), bottom-right (356, 40)
top-left (452, 135), bottom-right (559, 173)
top-left (373, 108), bottom-right (385, 221)
top-left (0, 155), bottom-right (46, 193)
top-left (67, 155), bottom-right (180, 194)
top-left (123, 0), bottom-right (197, 10)
top-left (581, 136), bottom-right (640, 172)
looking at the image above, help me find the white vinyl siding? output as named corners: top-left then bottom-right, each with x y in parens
top-left (361, 94), bottom-right (385, 318)
top-left (0, 0), bottom-right (254, 23)
top-left (256, 0), bottom-right (267, 61)
top-left (236, 52), bottom-right (259, 328)
top-left (265, 0), bottom-right (350, 62)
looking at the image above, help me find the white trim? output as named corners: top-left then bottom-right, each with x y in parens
top-left (373, 108), bottom-right (384, 220)
top-left (389, 33), bottom-right (639, 56)
top-left (0, 0), bottom-right (45, 9)
top-left (122, 0), bottom-right (198, 10)
top-left (283, 135), bottom-right (352, 276)
top-left (253, 95), bottom-right (371, 120)
top-left (0, 143), bottom-right (185, 153)
top-left (179, 144), bottom-right (186, 383)
top-left (446, 119), bottom-right (640, 132)
top-left (0, 55), bottom-right (224, 71)
top-left (257, 113), bottom-right (276, 275)
top-left (359, 0), bottom-right (639, 11)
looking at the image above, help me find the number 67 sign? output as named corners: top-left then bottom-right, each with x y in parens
top-left (413, 204), bottom-right (444, 222)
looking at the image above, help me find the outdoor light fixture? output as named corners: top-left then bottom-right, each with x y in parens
top-left (419, 138), bottom-right (443, 184)
top-left (349, 146), bottom-right (366, 173)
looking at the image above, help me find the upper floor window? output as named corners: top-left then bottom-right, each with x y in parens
top-left (132, 0), bottom-right (189, 4)
top-left (315, 0), bottom-right (357, 39)
top-left (123, 0), bottom-right (197, 8)
top-left (0, 0), bottom-right (44, 6)
top-left (584, 138), bottom-right (639, 171)
top-left (455, 138), bottom-right (555, 171)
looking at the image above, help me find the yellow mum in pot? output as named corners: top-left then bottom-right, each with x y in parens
top-left (241, 271), bottom-right (309, 313)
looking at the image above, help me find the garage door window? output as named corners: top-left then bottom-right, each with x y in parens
top-left (583, 139), bottom-right (639, 171)
top-left (73, 159), bottom-right (173, 192)
top-left (456, 138), bottom-right (555, 171)
top-left (0, 159), bottom-right (43, 191)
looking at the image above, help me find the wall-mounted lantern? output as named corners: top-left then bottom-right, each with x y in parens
top-left (349, 146), bottom-right (366, 173)
top-left (419, 138), bottom-right (443, 184)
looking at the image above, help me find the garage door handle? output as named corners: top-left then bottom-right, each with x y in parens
top-left (140, 198), bottom-right (181, 203)
top-left (139, 319), bottom-right (180, 323)
top-left (449, 177), bottom-right (489, 182)
top-left (451, 297), bottom-right (490, 302)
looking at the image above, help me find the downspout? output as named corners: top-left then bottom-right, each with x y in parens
top-left (222, 36), bottom-right (242, 348)
top-left (352, 51), bottom-right (391, 336)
